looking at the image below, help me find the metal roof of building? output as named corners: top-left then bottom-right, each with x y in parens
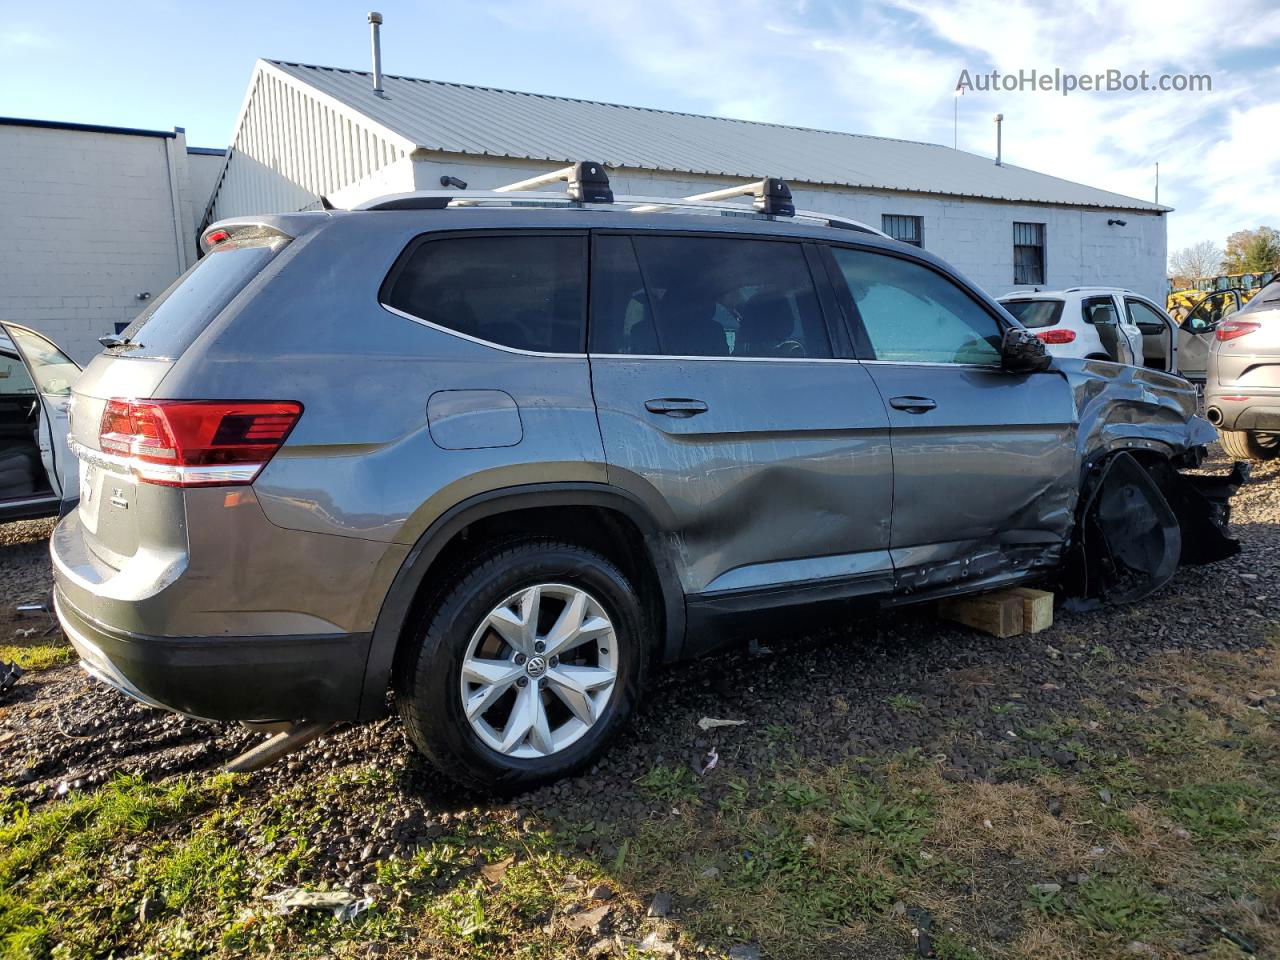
top-left (269, 60), bottom-right (1168, 213)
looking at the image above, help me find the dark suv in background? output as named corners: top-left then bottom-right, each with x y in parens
top-left (51, 172), bottom-right (1238, 789)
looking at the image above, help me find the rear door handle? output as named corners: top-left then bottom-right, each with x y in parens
top-left (644, 398), bottom-right (709, 418)
top-left (888, 395), bottom-right (937, 413)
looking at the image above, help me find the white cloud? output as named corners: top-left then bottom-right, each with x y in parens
top-left (1, 28), bottom-right (53, 49)
top-left (494, 0), bottom-right (1280, 260)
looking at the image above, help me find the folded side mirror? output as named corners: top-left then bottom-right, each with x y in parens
top-left (1001, 326), bottom-right (1052, 373)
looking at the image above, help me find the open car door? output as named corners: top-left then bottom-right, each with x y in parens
top-left (0, 324), bottom-right (81, 522)
top-left (1125, 297), bottom-right (1179, 376)
top-left (1176, 290), bottom-right (1240, 382)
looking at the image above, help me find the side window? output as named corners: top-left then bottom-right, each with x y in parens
top-left (384, 235), bottom-right (587, 353)
top-left (0, 351), bottom-right (36, 396)
top-left (4, 326), bottom-right (78, 396)
top-left (1081, 296), bottom-right (1119, 326)
top-left (829, 247), bottom-right (1002, 365)
top-left (1185, 291), bottom-right (1235, 331)
top-left (1125, 299), bottom-right (1170, 335)
top-left (590, 235), bottom-right (832, 359)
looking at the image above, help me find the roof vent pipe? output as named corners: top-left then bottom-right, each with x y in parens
top-left (368, 12), bottom-right (385, 97)
top-left (994, 113), bottom-right (1003, 166)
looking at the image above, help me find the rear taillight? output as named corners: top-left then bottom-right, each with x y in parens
top-left (1216, 320), bottom-right (1261, 342)
top-left (98, 399), bottom-right (302, 487)
top-left (1034, 329), bottom-right (1076, 344)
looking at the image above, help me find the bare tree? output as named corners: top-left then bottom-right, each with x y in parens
top-left (1169, 240), bottom-right (1223, 285)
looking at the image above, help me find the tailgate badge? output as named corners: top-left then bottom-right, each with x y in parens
top-left (110, 488), bottom-right (129, 509)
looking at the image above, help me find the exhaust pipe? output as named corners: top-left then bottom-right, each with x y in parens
top-left (1206, 406), bottom-right (1223, 425)
top-left (223, 721), bottom-right (333, 774)
top-left (368, 12), bottom-right (385, 97)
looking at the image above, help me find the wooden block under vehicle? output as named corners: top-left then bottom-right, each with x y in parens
top-left (1005, 587), bottom-right (1054, 634)
top-left (937, 593), bottom-right (1024, 638)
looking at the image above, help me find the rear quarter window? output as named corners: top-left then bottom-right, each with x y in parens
top-left (383, 234), bottom-right (588, 353)
top-left (1239, 280), bottom-right (1280, 316)
top-left (114, 239), bottom-right (286, 359)
top-left (1001, 299), bottom-right (1064, 328)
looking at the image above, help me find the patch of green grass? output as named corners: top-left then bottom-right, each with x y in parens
top-left (1164, 783), bottom-right (1269, 843)
top-left (1018, 719), bottom-right (1078, 742)
top-left (1024, 882), bottom-right (1066, 915)
top-left (886, 693), bottom-right (923, 714)
top-left (778, 780), bottom-right (823, 809)
top-left (989, 702), bottom-right (1019, 715)
top-left (0, 640), bottom-right (72, 672)
top-left (1072, 878), bottom-right (1168, 936)
top-left (932, 930), bottom-right (992, 960)
top-left (636, 763), bottom-right (698, 804)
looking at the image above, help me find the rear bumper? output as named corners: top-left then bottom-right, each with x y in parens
top-left (1204, 394), bottom-right (1280, 432)
top-left (54, 587), bottom-right (370, 722)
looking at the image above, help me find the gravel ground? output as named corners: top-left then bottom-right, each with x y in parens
top-left (2, 451), bottom-right (1278, 955)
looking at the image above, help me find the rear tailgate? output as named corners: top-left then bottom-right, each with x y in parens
top-left (68, 231), bottom-right (290, 570)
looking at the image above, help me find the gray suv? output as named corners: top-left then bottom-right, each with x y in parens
top-left (51, 172), bottom-right (1241, 789)
top-left (1206, 279), bottom-right (1280, 460)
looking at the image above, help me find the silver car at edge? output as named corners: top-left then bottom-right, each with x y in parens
top-left (1206, 278), bottom-right (1280, 460)
top-left (50, 176), bottom-right (1243, 789)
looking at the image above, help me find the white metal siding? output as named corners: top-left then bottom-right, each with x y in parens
top-left (0, 124), bottom-right (194, 361)
top-left (413, 156), bottom-right (1169, 304)
top-left (207, 64), bottom-right (412, 224)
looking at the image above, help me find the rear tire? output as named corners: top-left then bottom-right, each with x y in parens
top-left (394, 539), bottom-right (647, 791)
top-left (1218, 428), bottom-right (1280, 461)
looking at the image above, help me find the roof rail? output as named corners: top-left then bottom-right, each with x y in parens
top-left (347, 188), bottom-right (886, 237)
top-left (1061, 286), bottom-right (1135, 294)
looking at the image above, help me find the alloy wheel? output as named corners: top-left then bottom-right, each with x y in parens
top-left (459, 583), bottom-right (618, 759)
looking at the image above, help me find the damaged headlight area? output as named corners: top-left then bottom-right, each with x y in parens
top-left (1064, 452), bottom-right (1248, 608)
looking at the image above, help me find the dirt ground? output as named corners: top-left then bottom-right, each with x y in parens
top-left (3, 452), bottom-right (1279, 960)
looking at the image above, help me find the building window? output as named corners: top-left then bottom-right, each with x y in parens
top-left (1013, 222), bottom-right (1046, 285)
top-left (881, 214), bottom-right (923, 247)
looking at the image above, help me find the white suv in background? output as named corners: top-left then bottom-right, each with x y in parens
top-left (998, 287), bottom-right (1177, 373)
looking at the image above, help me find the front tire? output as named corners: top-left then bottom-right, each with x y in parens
top-left (1218, 428), bottom-right (1280, 461)
top-left (394, 540), bottom-right (647, 791)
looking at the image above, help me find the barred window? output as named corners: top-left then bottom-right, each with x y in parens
top-left (1013, 222), bottom-right (1046, 285)
top-left (881, 214), bottom-right (923, 247)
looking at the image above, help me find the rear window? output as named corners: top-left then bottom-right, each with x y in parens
top-left (113, 239), bottom-right (286, 359)
top-left (383, 235), bottom-right (588, 353)
top-left (1239, 280), bottom-right (1280, 316)
top-left (1001, 298), bottom-right (1064, 328)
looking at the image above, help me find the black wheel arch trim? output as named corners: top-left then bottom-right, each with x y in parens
top-left (357, 482), bottom-right (686, 720)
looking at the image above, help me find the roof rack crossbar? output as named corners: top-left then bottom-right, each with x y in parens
top-left (631, 177), bottom-right (795, 217)
top-left (492, 161), bottom-right (613, 203)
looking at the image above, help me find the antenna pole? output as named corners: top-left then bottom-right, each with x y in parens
top-left (1155, 161), bottom-right (1159, 205)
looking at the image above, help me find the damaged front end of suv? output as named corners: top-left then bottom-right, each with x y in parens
top-left (1061, 360), bottom-right (1247, 608)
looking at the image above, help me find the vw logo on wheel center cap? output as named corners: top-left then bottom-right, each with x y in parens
top-left (525, 655), bottom-right (547, 678)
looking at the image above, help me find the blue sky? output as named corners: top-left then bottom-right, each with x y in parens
top-left (2, 0), bottom-right (1278, 256)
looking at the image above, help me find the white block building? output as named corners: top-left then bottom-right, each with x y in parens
top-left (206, 59), bottom-right (1169, 303)
top-left (0, 119), bottom-right (224, 360)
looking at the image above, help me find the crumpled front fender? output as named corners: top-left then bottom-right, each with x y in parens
top-left (1065, 359), bottom-right (1217, 468)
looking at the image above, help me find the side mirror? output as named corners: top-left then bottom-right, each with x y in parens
top-left (1001, 326), bottom-right (1051, 373)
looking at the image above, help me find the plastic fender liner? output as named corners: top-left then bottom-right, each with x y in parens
top-left (1069, 452), bottom-right (1182, 605)
top-left (1148, 460), bottom-right (1247, 566)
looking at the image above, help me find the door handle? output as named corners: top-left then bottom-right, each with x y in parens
top-left (644, 398), bottom-right (709, 418)
top-left (888, 396), bottom-right (937, 413)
